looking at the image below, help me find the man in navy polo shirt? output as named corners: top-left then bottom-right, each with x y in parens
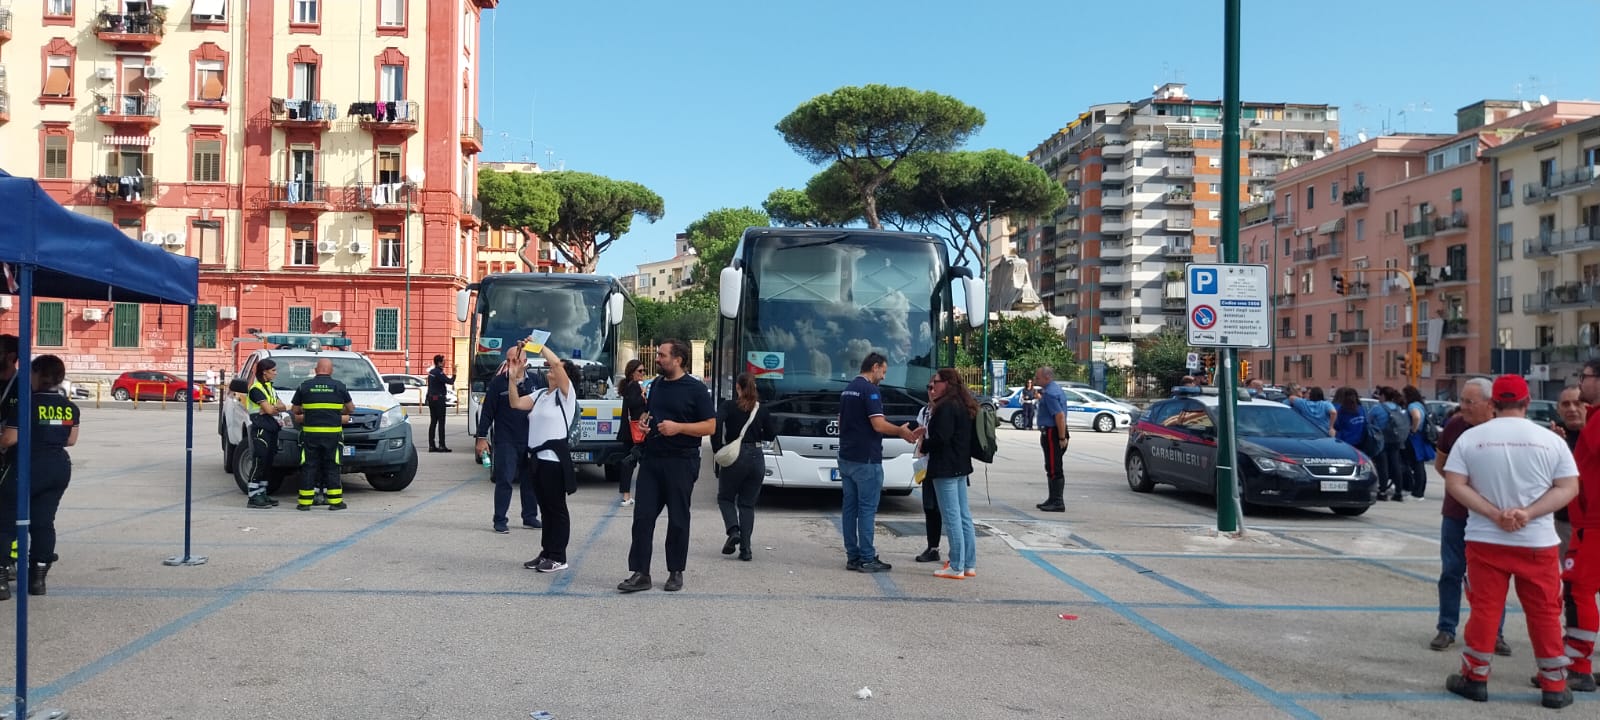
top-left (1033, 366), bottom-right (1069, 512)
top-left (837, 352), bottom-right (923, 573)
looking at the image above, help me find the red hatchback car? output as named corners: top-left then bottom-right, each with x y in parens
top-left (110, 371), bottom-right (213, 402)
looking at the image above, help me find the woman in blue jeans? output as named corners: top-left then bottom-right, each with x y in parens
top-left (922, 368), bottom-right (977, 580)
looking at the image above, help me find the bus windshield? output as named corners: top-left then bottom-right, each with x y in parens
top-left (470, 278), bottom-right (617, 393)
top-left (740, 236), bottom-right (942, 398)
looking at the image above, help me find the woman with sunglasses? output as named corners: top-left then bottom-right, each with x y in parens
top-left (608, 359), bottom-right (648, 507)
top-left (923, 368), bottom-right (977, 580)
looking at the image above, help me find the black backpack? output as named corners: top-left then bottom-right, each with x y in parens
top-left (971, 406), bottom-right (999, 464)
top-left (1383, 404), bottom-right (1411, 446)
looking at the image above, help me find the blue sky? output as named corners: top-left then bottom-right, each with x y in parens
top-left (479, 0), bottom-right (1600, 278)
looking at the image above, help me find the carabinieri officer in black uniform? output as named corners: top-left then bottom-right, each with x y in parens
top-left (291, 358), bottom-right (355, 511)
top-left (0, 355), bottom-right (81, 599)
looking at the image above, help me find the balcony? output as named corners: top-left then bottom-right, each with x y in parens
top-left (1100, 139), bottom-right (1129, 157)
top-left (1314, 240), bottom-right (1342, 259)
top-left (1166, 165), bottom-right (1195, 179)
top-left (95, 11), bottom-right (165, 49)
top-left (354, 182), bottom-right (412, 211)
top-left (1101, 165), bottom-right (1128, 183)
top-left (1432, 211), bottom-right (1468, 236)
top-left (1166, 217), bottom-right (1193, 231)
top-left (1402, 219), bottom-right (1433, 242)
top-left (270, 99), bottom-right (337, 130)
top-left (356, 100), bottom-right (420, 135)
top-left (1100, 240), bottom-right (1130, 260)
top-left (92, 175), bottom-right (157, 206)
top-left (1341, 186), bottom-right (1370, 207)
top-left (1499, 191), bottom-right (1514, 208)
top-left (460, 117), bottom-right (484, 154)
top-left (1164, 190), bottom-right (1193, 205)
top-left (1535, 346), bottom-right (1600, 364)
top-left (1065, 179), bottom-right (1080, 192)
top-left (1548, 165), bottom-right (1600, 196)
top-left (1523, 181), bottom-right (1560, 205)
top-left (1164, 135), bottom-right (1195, 152)
top-left (1278, 327), bottom-right (1298, 339)
top-left (1163, 244), bottom-right (1194, 261)
top-left (1435, 265), bottom-right (1470, 286)
top-left (267, 181), bottom-right (332, 212)
top-left (1101, 217), bottom-right (1129, 233)
top-left (1100, 294), bottom-right (1129, 311)
top-left (460, 195), bottom-right (483, 227)
top-left (1345, 280), bottom-right (1371, 298)
top-left (1337, 329), bottom-right (1371, 344)
top-left (1524, 284), bottom-right (1600, 315)
top-left (1058, 278), bottom-right (1079, 292)
top-left (1102, 193), bottom-right (1130, 209)
top-left (0, 8), bottom-right (11, 43)
top-left (1054, 203), bottom-right (1081, 222)
top-left (95, 94), bottom-right (161, 129)
top-left (1273, 292), bottom-right (1296, 307)
top-left (1443, 318), bottom-right (1469, 337)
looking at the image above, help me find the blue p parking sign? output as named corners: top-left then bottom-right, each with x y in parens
top-left (1190, 267), bottom-right (1218, 296)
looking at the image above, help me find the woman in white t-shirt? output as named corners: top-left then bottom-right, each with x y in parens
top-left (507, 342), bottom-right (578, 574)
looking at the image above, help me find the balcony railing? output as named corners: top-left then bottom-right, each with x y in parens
top-left (1166, 165), bottom-right (1195, 178)
top-left (95, 11), bottom-right (165, 45)
top-left (1345, 280), bottom-right (1371, 297)
top-left (461, 195), bottom-right (483, 224)
top-left (1162, 296), bottom-right (1187, 309)
top-left (1273, 293), bottom-right (1296, 307)
top-left (1402, 219), bottom-right (1433, 241)
top-left (1443, 318), bottom-right (1469, 336)
top-left (1164, 190), bottom-right (1193, 204)
top-left (1163, 245), bottom-right (1193, 260)
top-left (268, 181), bottom-right (331, 207)
top-left (1278, 327), bottom-right (1297, 339)
top-left (460, 117), bottom-right (484, 153)
top-left (1340, 186), bottom-right (1369, 206)
top-left (93, 174), bottom-right (157, 204)
top-left (1165, 135), bottom-right (1195, 150)
top-left (1524, 284), bottom-right (1600, 314)
top-left (1524, 180), bottom-right (1561, 204)
top-left (1436, 265), bottom-right (1469, 284)
top-left (1065, 179), bottom-right (1080, 191)
top-left (95, 94), bottom-right (161, 123)
top-left (1432, 211), bottom-right (1468, 234)
top-left (354, 182), bottom-right (412, 209)
top-left (1547, 165), bottom-right (1600, 195)
top-left (1314, 240), bottom-right (1342, 259)
top-left (1166, 217), bottom-right (1193, 230)
top-left (1535, 346), bottom-right (1600, 364)
top-left (355, 100), bottom-right (421, 131)
top-left (1524, 226), bottom-right (1600, 257)
top-left (1338, 329), bottom-right (1370, 344)
top-left (270, 99), bottom-right (337, 126)
top-left (0, 8), bottom-right (12, 38)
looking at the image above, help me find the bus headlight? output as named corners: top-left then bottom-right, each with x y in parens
top-left (379, 406), bottom-right (407, 430)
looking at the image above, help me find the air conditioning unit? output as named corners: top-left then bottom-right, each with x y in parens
top-left (321, 310), bottom-right (342, 324)
top-left (347, 240), bottom-right (369, 255)
top-left (95, 67), bottom-right (115, 81)
top-left (141, 230), bottom-right (163, 245)
top-left (1327, 332), bottom-right (1338, 343)
top-left (143, 66), bottom-right (166, 80)
top-left (163, 232), bottom-right (184, 247)
top-left (316, 239), bottom-right (339, 254)
top-left (82, 308), bottom-right (105, 322)
top-left (218, 306), bottom-right (238, 320)
top-left (0, 296), bottom-right (12, 311)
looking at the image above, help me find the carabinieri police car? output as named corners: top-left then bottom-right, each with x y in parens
top-left (1124, 387), bottom-right (1377, 516)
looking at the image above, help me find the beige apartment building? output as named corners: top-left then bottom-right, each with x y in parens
top-left (0, 0), bottom-right (497, 377)
top-left (1484, 112), bottom-right (1600, 398)
top-left (633, 233), bottom-right (698, 301)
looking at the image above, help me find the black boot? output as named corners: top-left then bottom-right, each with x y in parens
top-left (1037, 477), bottom-right (1066, 512)
top-left (722, 527), bottom-right (740, 555)
top-left (738, 533), bottom-right (753, 562)
top-left (0, 565), bottom-right (10, 601)
top-left (28, 562), bottom-right (50, 596)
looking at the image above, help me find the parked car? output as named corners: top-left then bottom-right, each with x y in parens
top-left (1528, 399), bottom-right (1559, 426)
top-left (987, 385), bottom-right (1132, 432)
top-left (382, 374), bottom-right (457, 407)
top-left (110, 370), bottom-right (213, 402)
top-left (1126, 393), bottom-right (1378, 516)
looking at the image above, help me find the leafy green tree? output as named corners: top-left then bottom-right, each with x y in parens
top-left (889, 150), bottom-right (1065, 268)
top-left (763, 188), bottom-right (826, 227)
top-left (776, 85), bottom-right (985, 229)
top-left (1135, 327), bottom-right (1195, 394)
top-left (478, 169), bottom-right (560, 270)
top-left (645, 290), bottom-right (719, 343)
top-left (683, 207), bottom-right (769, 286)
top-left (974, 315), bottom-right (1077, 390)
top-left (538, 172), bottom-right (665, 273)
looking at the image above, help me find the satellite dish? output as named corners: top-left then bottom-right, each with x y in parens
top-left (1356, 132), bottom-right (1369, 143)
top-left (1521, 101), bottom-right (1532, 112)
top-left (1538, 94), bottom-right (1550, 106)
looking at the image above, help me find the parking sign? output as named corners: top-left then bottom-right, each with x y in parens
top-left (1186, 263), bottom-right (1271, 348)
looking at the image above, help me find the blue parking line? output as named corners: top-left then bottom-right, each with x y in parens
top-left (1021, 550), bottom-right (1318, 719)
top-left (11, 476), bottom-right (479, 703)
top-left (1274, 533), bottom-right (1435, 583)
top-left (547, 505), bottom-right (622, 594)
top-left (827, 515), bottom-right (902, 597)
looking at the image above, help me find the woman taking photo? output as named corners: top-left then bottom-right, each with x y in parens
top-left (507, 341), bottom-right (578, 574)
top-left (608, 359), bottom-right (647, 507)
top-left (711, 373), bottom-right (774, 561)
top-left (924, 368), bottom-right (977, 580)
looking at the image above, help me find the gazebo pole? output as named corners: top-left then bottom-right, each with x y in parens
top-left (165, 304), bottom-right (207, 568)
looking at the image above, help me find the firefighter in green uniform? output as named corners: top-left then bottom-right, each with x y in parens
top-left (291, 358), bottom-right (355, 511)
top-left (245, 359), bottom-right (283, 509)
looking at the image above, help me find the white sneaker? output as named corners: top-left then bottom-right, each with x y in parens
top-left (620, 498), bottom-right (635, 507)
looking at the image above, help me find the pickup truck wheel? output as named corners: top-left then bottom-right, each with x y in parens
top-left (366, 447), bottom-right (418, 492)
top-left (233, 440), bottom-right (285, 495)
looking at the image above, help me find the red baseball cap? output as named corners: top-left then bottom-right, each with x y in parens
top-left (1491, 374), bottom-right (1529, 403)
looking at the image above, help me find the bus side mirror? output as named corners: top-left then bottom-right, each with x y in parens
top-left (606, 292), bottom-right (625, 327)
top-left (719, 267), bottom-right (742, 319)
top-left (455, 289), bottom-right (471, 324)
top-left (963, 278), bottom-right (987, 328)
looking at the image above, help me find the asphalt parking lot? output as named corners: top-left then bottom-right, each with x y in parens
top-left (0, 405), bottom-right (1592, 719)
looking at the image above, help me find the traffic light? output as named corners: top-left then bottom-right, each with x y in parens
top-left (1239, 359), bottom-right (1251, 382)
top-left (1333, 272), bottom-right (1347, 296)
top-left (1397, 354), bottom-right (1410, 377)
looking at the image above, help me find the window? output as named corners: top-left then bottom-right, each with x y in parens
top-left (1354, 351), bottom-right (1364, 378)
top-left (290, 147), bottom-right (316, 184)
top-left (46, 0), bottom-right (74, 16)
top-left (194, 219), bottom-right (223, 265)
top-left (43, 135), bottom-right (69, 179)
top-left (1446, 347), bottom-right (1467, 375)
top-left (1497, 276), bottom-right (1513, 314)
top-left (377, 148), bottom-right (401, 184)
top-left (193, 304), bottom-right (218, 349)
top-left (1208, 182), bottom-right (1220, 194)
top-left (36, 302), bottom-right (65, 347)
top-left (43, 54), bottom-right (73, 98)
top-left (379, 0), bottom-right (405, 26)
top-left (1538, 158), bottom-right (1556, 187)
top-left (1330, 182), bottom-right (1339, 202)
top-left (292, 62), bottom-right (317, 101)
top-left (195, 60), bottom-right (224, 102)
top-left (380, 64), bottom-right (404, 102)
top-left (377, 225), bottom-right (403, 268)
top-left (117, 217), bottom-right (142, 239)
top-left (1355, 171), bottom-right (1365, 188)
top-left (1304, 314), bottom-right (1313, 338)
top-left (289, 224), bottom-right (316, 266)
top-left (294, 0), bottom-right (318, 24)
top-left (373, 308), bottom-right (400, 350)
top-left (1497, 223), bottom-right (1513, 261)
top-left (112, 302), bottom-right (140, 348)
top-left (191, 0), bottom-right (226, 23)
top-left (1302, 355), bottom-right (1313, 379)
top-left (1329, 353), bottom-right (1338, 377)
top-left (1354, 218), bottom-right (1365, 242)
top-left (287, 306), bottom-right (312, 333)
top-left (192, 139), bottom-right (222, 183)
top-left (1328, 313), bottom-right (1338, 333)
top-left (1306, 187), bottom-right (1315, 210)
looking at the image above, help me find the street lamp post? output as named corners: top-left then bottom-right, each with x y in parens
top-left (982, 200), bottom-right (994, 397)
top-left (403, 167), bottom-right (425, 374)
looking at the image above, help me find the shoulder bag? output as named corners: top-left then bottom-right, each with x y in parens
top-left (713, 402), bottom-right (760, 468)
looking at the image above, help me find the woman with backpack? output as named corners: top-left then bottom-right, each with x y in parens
top-left (1371, 387), bottom-right (1411, 502)
top-left (923, 368), bottom-right (977, 580)
top-left (1334, 387), bottom-right (1387, 489)
top-left (1401, 385), bottom-right (1435, 499)
top-left (711, 372), bottom-right (774, 562)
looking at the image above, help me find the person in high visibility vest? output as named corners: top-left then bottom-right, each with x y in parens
top-left (245, 359), bottom-right (284, 509)
top-left (291, 358), bottom-right (354, 511)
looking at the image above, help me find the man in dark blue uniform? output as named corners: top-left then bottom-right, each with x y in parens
top-left (0, 355), bottom-right (81, 598)
top-left (427, 353), bottom-right (454, 453)
top-left (835, 352), bottom-right (923, 573)
top-left (291, 358), bottom-right (355, 511)
top-left (474, 351), bottom-right (546, 533)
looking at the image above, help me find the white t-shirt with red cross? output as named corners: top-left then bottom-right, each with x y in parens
top-left (1443, 416), bottom-right (1579, 548)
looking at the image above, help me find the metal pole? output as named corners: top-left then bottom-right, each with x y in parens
top-left (982, 200), bottom-right (993, 396)
top-left (1269, 214), bottom-right (1280, 382)
top-left (404, 184), bottom-right (412, 374)
top-left (13, 265), bottom-right (33, 720)
top-left (1214, 0), bottom-right (1244, 534)
top-left (165, 305), bottom-right (207, 568)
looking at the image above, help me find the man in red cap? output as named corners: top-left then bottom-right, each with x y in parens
top-left (1563, 360), bottom-right (1600, 692)
top-left (1442, 374), bottom-right (1580, 708)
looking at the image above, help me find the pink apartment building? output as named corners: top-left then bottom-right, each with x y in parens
top-left (1241, 100), bottom-right (1599, 399)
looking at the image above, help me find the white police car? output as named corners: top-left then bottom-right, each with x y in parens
top-left (988, 386), bottom-right (1133, 432)
top-left (1124, 388), bottom-right (1377, 516)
